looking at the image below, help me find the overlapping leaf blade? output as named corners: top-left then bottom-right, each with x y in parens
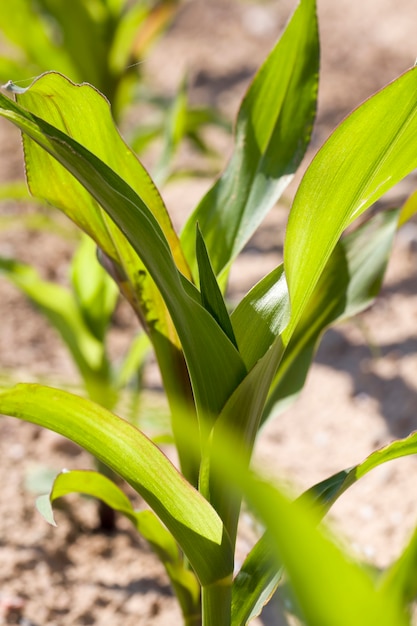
top-left (37, 469), bottom-right (201, 619)
top-left (0, 84), bottom-right (247, 420)
top-left (180, 0), bottom-right (319, 283)
top-left (263, 208), bottom-right (400, 422)
top-left (203, 425), bottom-right (411, 626)
top-left (227, 210), bottom-right (403, 619)
top-left (236, 429), bottom-right (417, 623)
top-left (231, 532), bottom-right (280, 626)
top-left (196, 225), bottom-right (237, 347)
top-left (284, 66), bottom-right (417, 339)
top-left (244, 479), bottom-right (409, 626)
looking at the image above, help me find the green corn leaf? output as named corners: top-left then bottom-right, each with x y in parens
top-left (307, 430), bottom-right (417, 512)
top-left (205, 426), bottom-right (410, 626)
top-left (202, 270), bottom-right (290, 536)
top-left (284, 66), bottom-right (417, 340)
top-left (379, 525), bottom-right (417, 609)
top-left (231, 532), bottom-right (280, 626)
top-left (14, 73), bottom-right (189, 277)
top-left (0, 384), bottom-right (233, 587)
top-left (263, 208), bottom-right (399, 422)
top-left (181, 0), bottom-right (319, 283)
top-left (109, 3), bottom-right (149, 75)
top-left (205, 337), bottom-right (285, 543)
top-left (231, 265), bottom-right (290, 370)
top-left (196, 225), bottom-right (237, 348)
top-left (239, 427), bottom-right (417, 621)
top-left (244, 479), bottom-right (409, 626)
top-left (37, 469), bottom-right (201, 619)
top-left (0, 79), bottom-right (247, 421)
top-left (37, 469), bottom-right (179, 561)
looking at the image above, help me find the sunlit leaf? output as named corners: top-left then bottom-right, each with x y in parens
top-left (284, 67), bottom-right (417, 339)
top-left (306, 430), bottom-right (417, 512)
top-left (0, 83), bottom-right (247, 423)
top-left (181, 0), bottom-right (319, 284)
top-left (37, 469), bottom-right (201, 618)
top-left (0, 384), bottom-right (233, 587)
top-left (263, 209), bottom-right (399, 421)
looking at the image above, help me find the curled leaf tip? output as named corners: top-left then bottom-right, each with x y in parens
top-left (1, 80), bottom-right (28, 94)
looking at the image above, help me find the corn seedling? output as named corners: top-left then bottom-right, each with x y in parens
top-left (0, 0), bottom-right (417, 623)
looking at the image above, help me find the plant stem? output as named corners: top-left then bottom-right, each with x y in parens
top-left (201, 578), bottom-right (232, 626)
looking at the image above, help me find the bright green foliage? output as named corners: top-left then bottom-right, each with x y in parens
top-left (181, 0), bottom-right (319, 285)
top-left (0, 0), bottom-right (417, 624)
top-left (37, 469), bottom-right (201, 619)
top-left (240, 478), bottom-right (410, 626)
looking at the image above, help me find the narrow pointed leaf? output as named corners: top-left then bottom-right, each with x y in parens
top-left (306, 430), bottom-right (417, 512)
top-left (196, 225), bottom-right (237, 347)
top-left (264, 209), bottom-right (399, 421)
top-left (284, 66), bottom-right (417, 339)
top-left (0, 384), bottom-right (233, 586)
top-left (181, 0), bottom-right (319, 281)
top-left (37, 469), bottom-right (179, 561)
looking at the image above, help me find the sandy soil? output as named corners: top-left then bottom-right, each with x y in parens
top-left (0, 0), bottom-right (417, 624)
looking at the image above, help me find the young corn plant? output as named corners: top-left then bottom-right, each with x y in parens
top-left (0, 0), bottom-right (417, 623)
